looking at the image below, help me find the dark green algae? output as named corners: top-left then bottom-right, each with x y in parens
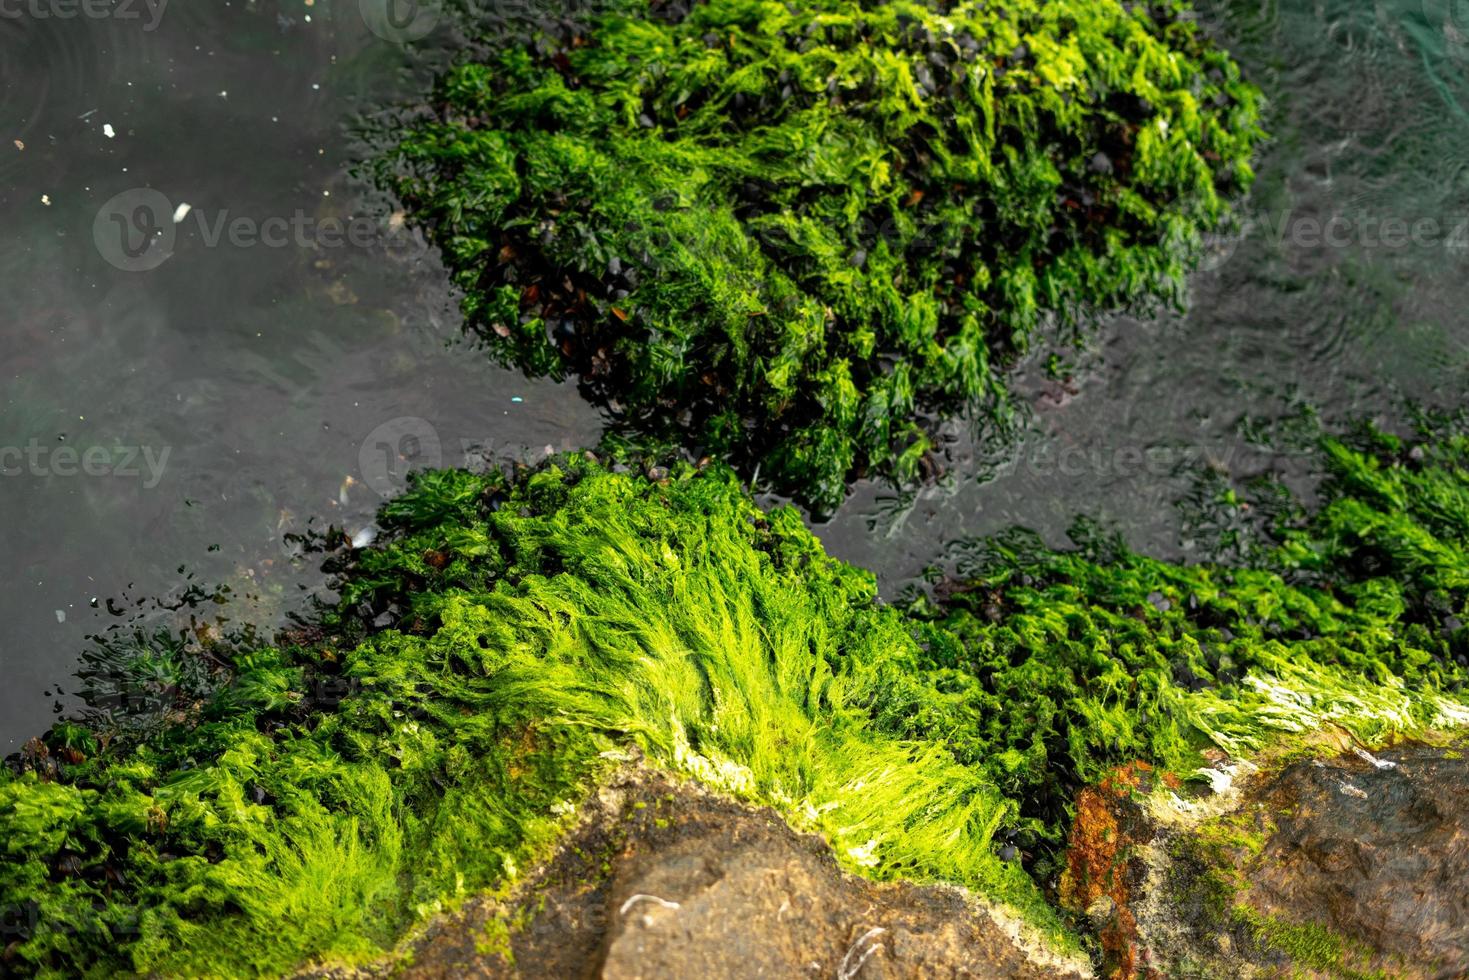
top-left (5, 418), bottom-right (1469, 977)
top-left (378, 0), bottom-right (1263, 514)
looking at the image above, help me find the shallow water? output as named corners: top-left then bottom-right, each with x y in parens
top-left (2, 0), bottom-right (1467, 746)
top-left (0, 3), bottom-right (606, 746)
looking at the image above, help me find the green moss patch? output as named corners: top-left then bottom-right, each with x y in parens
top-left (379, 0), bottom-right (1261, 512)
top-left (896, 417), bottom-right (1469, 859)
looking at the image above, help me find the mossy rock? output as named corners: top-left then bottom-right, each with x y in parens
top-left (4, 419), bottom-right (1468, 976)
top-left (379, 0), bottom-right (1263, 513)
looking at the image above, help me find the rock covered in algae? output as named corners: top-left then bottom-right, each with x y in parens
top-left (3, 418), bottom-right (1469, 977)
top-left (0, 457), bottom-right (1067, 977)
top-left (379, 0), bottom-right (1262, 513)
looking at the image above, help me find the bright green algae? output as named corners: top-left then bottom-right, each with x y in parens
top-left (0, 461), bottom-right (1046, 976)
top-left (896, 418), bottom-right (1469, 859)
top-left (4, 424), bottom-right (1468, 977)
top-left (380, 0), bottom-right (1262, 513)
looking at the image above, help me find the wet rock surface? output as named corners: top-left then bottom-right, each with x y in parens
top-left (299, 742), bottom-right (1469, 980)
top-left (1243, 744), bottom-right (1469, 977)
top-left (397, 767), bottom-right (1088, 979)
top-left (1068, 739), bottom-right (1469, 979)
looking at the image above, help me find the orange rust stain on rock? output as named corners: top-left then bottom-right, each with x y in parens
top-left (1060, 788), bottom-right (1120, 913)
top-left (1061, 764), bottom-right (1164, 980)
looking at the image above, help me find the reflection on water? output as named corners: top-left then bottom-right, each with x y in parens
top-left (2, 0), bottom-right (1468, 743)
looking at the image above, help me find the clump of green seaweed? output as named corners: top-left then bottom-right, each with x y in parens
top-left (4, 416), bottom-right (1467, 977)
top-left (897, 421), bottom-right (1469, 868)
top-left (0, 459), bottom-right (1051, 976)
top-left (379, 0), bottom-right (1262, 513)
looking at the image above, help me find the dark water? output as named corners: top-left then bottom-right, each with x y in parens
top-left (2, 0), bottom-right (1467, 746)
top-left (0, 2), bottom-right (605, 746)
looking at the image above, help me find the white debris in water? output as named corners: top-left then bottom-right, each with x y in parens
top-left (102, 123), bottom-right (115, 138)
top-left (350, 526), bottom-right (377, 549)
top-left (1338, 781), bottom-right (1368, 800)
top-left (40, 194), bottom-right (50, 206)
top-left (1353, 747), bottom-right (1397, 770)
top-left (54, 610), bottom-right (65, 623)
top-left (172, 202), bottom-right (191, 224)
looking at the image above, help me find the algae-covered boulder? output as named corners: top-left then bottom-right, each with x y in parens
top-left (3, 419), bottom-right (1467, 977)
top-left (0, 458), bottom-right (1064, 976)
top-left (893, 416), bottom-right (1469, 873)
top-left (1053, 736), bottom-right (1469, 979)
top-left (380, 763), bottom-right (1089, 979)
top-left (380, 0), bottom-right (1262, 512)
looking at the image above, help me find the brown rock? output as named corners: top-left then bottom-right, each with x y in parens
top-left (1072, 739), bottom-right (1469, 979)
top-left (1243, 743), bottom-right (1469, 977)
top-left (398, 767), bottom-right (1088, 980)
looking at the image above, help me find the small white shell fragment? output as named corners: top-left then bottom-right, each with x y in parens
top-left (172, 202), bottom-right (192, 224)
top-left (1353, 747), bottom-right (1397, 770)
top-left (1194, 766), bottom-right (1234, 795)
top-left (618, 894), bottom-right (680, 916)
top-left (350, 526), bottom-right (377, 549)
top-left (103, 123), bottom-right (115, 138)
top-left (1338, 781), bottom-right (1368, 799)
top-left (41, 194), bottom-right (51, 205)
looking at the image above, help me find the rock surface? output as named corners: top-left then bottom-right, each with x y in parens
top-left (1242, 743), bottom-right (1469, 977)
top-left (396, 767), bottom-right (1089, 979)
top-left (301, 741), bottom-right (1469, 980)
top-left (1064, 738), bottom-right (1469, 979)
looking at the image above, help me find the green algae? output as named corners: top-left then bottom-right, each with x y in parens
top-left (0, 461), bottom-right (1055, 976)
top-left (4, 421), bottom-right (1468, 977)
top-left (378, 0), bottom-right (1262, 513)
top-left (895, 416), bottom-right (1469, 858)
